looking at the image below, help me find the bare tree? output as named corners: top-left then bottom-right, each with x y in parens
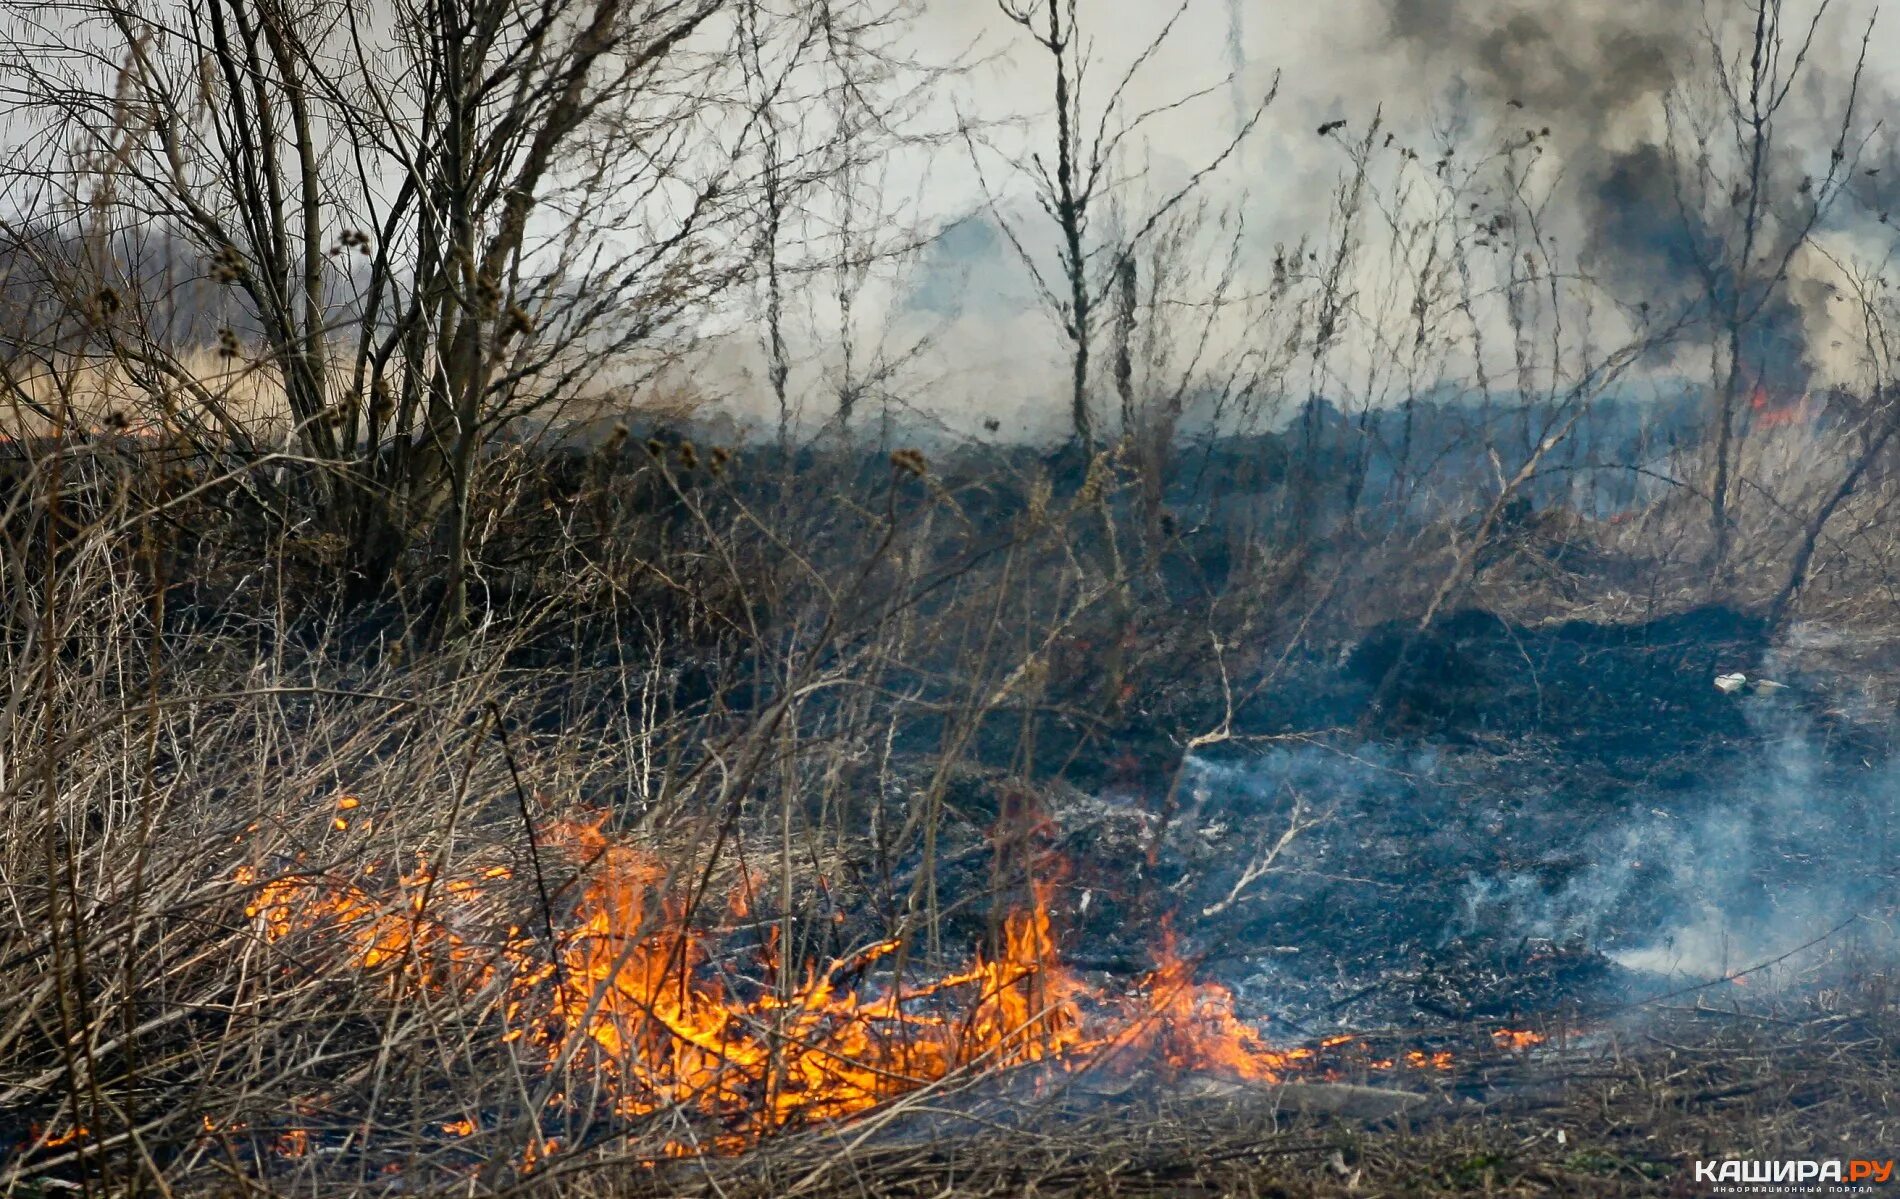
top-left (0, 0), bottom-right (864, 634)
top-left (1667, 0), bottom-right (1873, 579)
top-left (965, 0), bottom-right (1275, 454)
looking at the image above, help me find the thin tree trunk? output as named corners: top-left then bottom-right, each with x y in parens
top-left (1768, 383), bottom-right (1898, 634)
top-left (1046, 0), bottom-right (1091, 452)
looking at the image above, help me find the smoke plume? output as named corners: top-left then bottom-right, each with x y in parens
top-left (1377, 0), bottom-right (1856, 393)
top-left (1458, 699), bottom-right (1897, 986)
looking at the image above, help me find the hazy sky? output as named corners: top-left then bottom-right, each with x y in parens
top-left (923, 0), bottom-right (1900, 245)
top-left (18, 0), bottom-right (1892, 439)
top-left (720, 0), bottom-right (1900, 441)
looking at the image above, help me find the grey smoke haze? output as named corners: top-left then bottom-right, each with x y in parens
top-left (1382, 0), bottom-right (1694, 121)
top-left (1379, 0), bottom-right (1846, 392)
top-left (1458, 699), bottom-right (1897, 984)
top-left (675, 0), bottom-right (1896, 435)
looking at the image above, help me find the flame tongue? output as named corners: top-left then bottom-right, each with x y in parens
top-left (1118, 923), bottom-right (1302, 1081)
top-left (233, 815), bottom-right (1449, 1150)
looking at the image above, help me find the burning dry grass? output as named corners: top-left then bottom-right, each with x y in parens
top-left (0, 670), bottom-right (1877, 1196)
top-left (0, 604), bottom-right (1321, 1195)
top-left (0, 646), bottom-right (1549, 1194)
top-left (187, 804), bottom-right (1368, 1161)
top-left (558, 1000), bottom-right (1900, 1198)
top-left (4, 381), bottom-right (1900, 1195)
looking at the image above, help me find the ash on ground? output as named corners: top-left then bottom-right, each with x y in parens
top-left (853, 604), bottom-right (1900, 1040)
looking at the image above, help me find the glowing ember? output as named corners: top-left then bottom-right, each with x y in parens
top-left (33, 1125), bottom-right (88, 1150)
top-left (1492, 1028), bottom-right (1545, 1051)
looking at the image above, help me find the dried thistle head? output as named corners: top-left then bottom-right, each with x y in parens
top-left (709, 445), bottom-right (730, 474)
top-left (645, 438), bottom-right (666, 458)
top-left (210, 243), bottom-right (246, 284)
top-left (332, 235), bottom-right (372, 264)
top-left (600, 423), bottom-right (629, 456)
top-left (676, 441), bottom-right (699, 470)
top-left (216, 328), bottom-right (240, 359)
top-left (369, 377), bottom-right (394, 422)
top-left (890, 448), bottom-right (927, 477)
top-left (504, 303), bottom-right (535, 339)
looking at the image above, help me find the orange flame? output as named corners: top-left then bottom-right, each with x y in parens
top-left (34, 1124), bottom-right (89, 1149)
top-left (232, 814), bottom-right (1524, 1154)
top-left (1749, 383), bottom-right (1811, 430)
top-left (1109, 922), bottom-right (1307, 1081)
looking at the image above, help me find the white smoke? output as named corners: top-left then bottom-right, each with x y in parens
top-left (1457, 698), bottom-right (1898, 987)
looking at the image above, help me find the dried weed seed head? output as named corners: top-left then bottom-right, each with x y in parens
top-left (1027, 476), bottom-right (1053, 524)
top-left (890, 448), bottom-right (927, 477)
top-left (1076, 452), bottom-right (1111, 504)
top-left (369, 377), bottom-right (394, 422)
top-left (210, 243), bottom-right (246, 284)
top-left (504, 303), bottom-right (535, 339)
top-left (600, 423), bottom-right (629, 458)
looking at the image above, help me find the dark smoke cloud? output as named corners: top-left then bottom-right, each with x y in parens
top-left (1381, 0), bottom-right (1824, 392)
top-left (1383, 0), bottom-right (1694, 123)
top-left (1591, 146), bottom-right (1814, 390)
